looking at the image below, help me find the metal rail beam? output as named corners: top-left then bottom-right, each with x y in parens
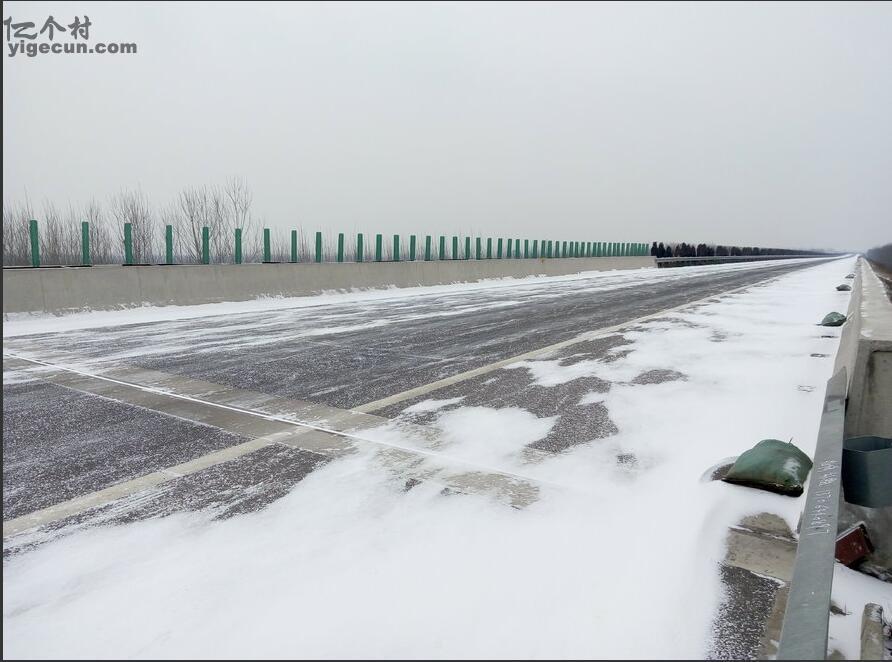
top-left (777, 367), bottom-right (848, 660)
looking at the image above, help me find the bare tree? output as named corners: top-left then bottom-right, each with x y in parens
top-left (110, 188), bottom-right (156, 263)
top-left (2, 198), bottom-right (34, 266)
top-left (83, 198), bottom-right (115, 263)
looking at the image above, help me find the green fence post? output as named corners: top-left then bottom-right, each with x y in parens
top-left (28, 219), bottom-right (40, 267)
top-left (234, 228), bottom-right (242, 264)
top-left (521, 239), bottom-right (527, 259)
top-left (337, 233), bottom-right (344, 262)
top-left (449, 236), bottom-right (456, 260)
top-left (425, 235), bottom-right (431, 261)
top-left (497, 238), bottom-right (503, 258)
top-left (124, 222), bottom-right (133, 265)
top-left (376, 234), bottom-right (383, 262)
top-left (487, 237), bottom-right (492, 259)
top-left (465, 236), bottom-right (471, 260)
top-left (166, 225), bottom-right (174, 264)
top-left (393, 234), bottom-right (400, 261)
top-left (290, 230), bottom-right (298, 262)
top-left (410, 235), bottom-right (416, 261)
top-left (506, 238), bottom-right (513, 258)
top-left (357, 233), bottom-right (364, 262)
top-left (513, 238), bottom-right (519, 258)
top-left (476, 237), bottom-right (482, 260)
top-left (439, 235), bottom-right (446, 260)
top-left (201, 226), bottom-right (210, 264)
top-left (81, 221), bottom-right (90, 265)
top-left (315, 231), bottom-right (323, 263)
top-left (263, 228), bottom-right (271, 261)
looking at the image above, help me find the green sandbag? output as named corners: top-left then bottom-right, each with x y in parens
top-left (722, 439), bottom-right (813, 496)
top-left (820, 312), bottom-right (847, 326)
top-left (836, 284), bottom-right (852, 291)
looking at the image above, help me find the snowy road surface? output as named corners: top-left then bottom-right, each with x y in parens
top-left (5, 256), bottom-right (889, 658)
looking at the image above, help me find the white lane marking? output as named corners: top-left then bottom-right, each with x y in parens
top-left (2, 355), bottom-right (557, 538)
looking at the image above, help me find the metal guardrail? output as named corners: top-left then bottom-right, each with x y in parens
top-left (777, 367), bottom-right (848, 660)
top-left (655, 254), bottom-right (838, 267)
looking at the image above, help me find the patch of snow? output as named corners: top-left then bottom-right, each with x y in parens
top-left (3, 256), bottom-right (866, 659)
top-left (828, 564), bottom-right (892, 659)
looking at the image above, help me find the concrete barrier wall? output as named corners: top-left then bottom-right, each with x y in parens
top-left (833, 257), bottom-right (892, 572)
top-left (834, 258), bottom-right (892, 438)
top-left (3, 256), bottom-right (655, 315)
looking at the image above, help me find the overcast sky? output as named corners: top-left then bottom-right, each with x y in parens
top-left (4, 1), bottom-right (890, 250)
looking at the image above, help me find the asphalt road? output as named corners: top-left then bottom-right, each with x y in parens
top-left (7, 258), bottom-right (830, 410)
top-left (3, 258), bottom-right (833, 546)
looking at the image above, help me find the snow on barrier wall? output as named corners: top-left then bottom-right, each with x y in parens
top-left (2, 256), bottom-right (655, 315)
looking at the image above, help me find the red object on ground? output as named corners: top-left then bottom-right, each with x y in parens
top-left (835, 523), bottom-right (874, 566)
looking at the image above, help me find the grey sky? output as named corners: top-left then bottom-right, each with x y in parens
top-left (3, 1), bottom-right (890, 250)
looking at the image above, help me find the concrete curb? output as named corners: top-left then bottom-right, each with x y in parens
top-left (2, 257), bottom-right (655, 315)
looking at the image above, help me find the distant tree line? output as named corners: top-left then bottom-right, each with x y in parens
top-left (649, 241), bottom-right (831, 259)
top-left (866, 243), bottom-right (892, 271)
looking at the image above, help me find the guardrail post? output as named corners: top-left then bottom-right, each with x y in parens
top-left (506, 238), bottom-right (513, 258)
top-left (452, 236), bottom-right (459, 260)
top-left (291, 230), bottom-right (298, 262)
top-left (376, 234), bottom-right (383, 262)
top-left (357, 233), bottom-right (364, 262)
top-left (465, 236), bottom-right (471, 260)
top-left (476, 237), bottom-right (482, 260)
top-left (393, 234), bottom-right (400, 261)
top-left (166, 225), bottom-right (174, 264)
top-left (234, 228), bottom-right (242, 264)
top-left (28, 219), bottom-right (40, 267)
top-left (263, 228), bottom-right (271, 262)
top-left (532, 240), bottom-right (538, 258)
top-left (201, 226), bottom-right (210, 264)
top-left (81, 221), bottom-right (90, 265)
top-left (515, 238), bottom-right (521, 258)
top-left (425, 235), bottom-right (431, 261)
top-left (497, 238), bottom-right (503, 258)
top-left (124, 222), bottom-right (133, 265)
top-left (410, 234), bottom-right (416, 261)
top-left (487, 237), bottom-right (492, 259)
top-left (439, 235), bottom-right (446, 260)
top-left (315, 231), bottom-right (323, 263)
top-left (337, 232), bottom-right (344, 262)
